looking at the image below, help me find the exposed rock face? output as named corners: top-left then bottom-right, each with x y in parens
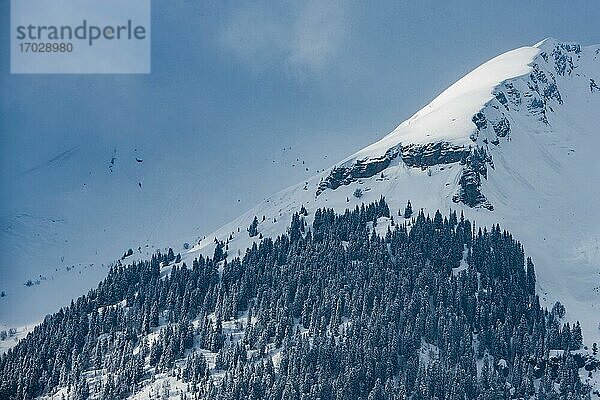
top-left (453, 45), bottom-right (583, 208)
top-left (472, 64), bottom-right (565, 142)
top-left (317, 141), bottom-right (494, 210)
top-left (504, 83), bottom-right (522, 107)
top-left (494, 92), bottom-right (509, 110)
top-left (472, 112), bottom-right (487, 130)
top-left (317, 142), bottom-right (473, 196)
top-left (316, 145), bottom-right (401, 195)
top-left (526, 95), bottom-right (548, 124)
top-left (400, 142), bottom-right (467, 168)
top-left (452, 147), bottom-right (493, 210)
top-left (548, 42), bottom-right (580, 76)
top-left (492, 117), bottom-right (510, 138)
top-left (530, 64), bottom-right (563, 104)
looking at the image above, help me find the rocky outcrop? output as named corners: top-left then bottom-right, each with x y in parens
top-left (530, 64), bottom-right (563, 104)
top-left (503, 83), bottom-right (522, 107)
top-left (491, 117), bottom-right (510, 138)
top-left (316, 145), bottom-right (401, 196)
top-left (317, 142), bottom-right (472, 196)
top-left (318, 141), bottom-right (493, 210)
top-left (452, 146), bottom-right (493, 210)
top-left (550, 43), bottom-right (579, 76)
top-left (494, 92), bottom-right (509, 110)
top-left (472, 112), bottom-right (487, 130)
top-left (400, 142), bottom-right (467, 168)
top-left (525, 94), bottom-right (548, 124)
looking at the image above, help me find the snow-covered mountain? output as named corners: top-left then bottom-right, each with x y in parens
top-left (189, 38), bottom-right (600, 344)
top-left (1, 37), bottom-right (598, 351)
top-left (2, 38), bottom-right (600, 400)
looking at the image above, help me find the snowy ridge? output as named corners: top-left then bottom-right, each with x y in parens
top-left (190, 38), bottom-right (600, 344)
top-left (356, 45), bottom-right (539, 154)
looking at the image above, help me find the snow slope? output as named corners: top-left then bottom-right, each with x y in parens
top-left (189, 38), bottom-right (600, 344)
top-left (0, 128), bottom-right (327, 334)
top-left (357, 45), bottom-right (539, 153)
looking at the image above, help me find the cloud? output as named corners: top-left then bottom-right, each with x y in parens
top-left (219, 0), bottom-right (347, 74)
top-left (289, 0), bottom-right (346, 71)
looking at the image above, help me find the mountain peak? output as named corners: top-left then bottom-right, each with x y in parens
top-left (318, 39), bottom-right (599, 206)
top-left (193, 38), bottom-right (600, 343)
top-left (356, 44), bottom-right (540, 156)
top-left (534, 36), bottom-right (560, 48)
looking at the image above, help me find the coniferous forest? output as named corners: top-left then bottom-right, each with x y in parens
top-left (0, 198), bottom-right (594, 399)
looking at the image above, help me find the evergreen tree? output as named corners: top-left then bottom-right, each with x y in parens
top-left (404, 200), bottom-right (413, 218)
top-left (248, 216), bottom-right (259, 237)
top-left (0, 198), bottom-right (590, 400)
